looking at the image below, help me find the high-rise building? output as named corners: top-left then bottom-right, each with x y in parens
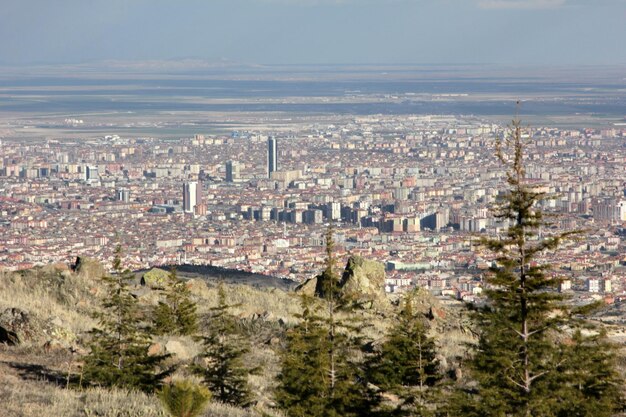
top-left (85, 165), bottom-right (99, 181)
top-left (226, 160), bottom-right (240, 182)
top-left (326, 201), bottom-right (341, 220)
top-left (267, 136), bottom-right (277, 178)
top-left (183, 181), bottom-right (202, 213)
top-left (116, 189), bottom-right (131, 203)
top-left (593, 198), bottom-right (626, 223)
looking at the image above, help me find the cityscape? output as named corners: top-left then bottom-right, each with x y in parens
top-left (2, 114), bottom-right (626, 303)
top-left (1, 0), bottom-right (626, 416)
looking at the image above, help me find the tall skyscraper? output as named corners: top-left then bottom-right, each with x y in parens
top-left (226, 160), bottom-right (240, 182)
top-left (183, 181), bottom-right (202, 213)
top-left (85, 165), bottom-right (99, 181)
top-left (116, 188), bottom-right (131, 203)
top-left (267, 136), bottom-right (277, 178)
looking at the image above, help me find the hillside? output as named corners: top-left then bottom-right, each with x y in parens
top-left (0, 258), bottom-right (623, 416)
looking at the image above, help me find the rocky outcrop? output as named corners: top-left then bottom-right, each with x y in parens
top-left (294, 277), bottom-right (317, 296)
top-left (339, 256), bottom-right (387, 306)
top-left (0, 308), bottom-right (35, 345)
top-left (0, 325), bottom-right (20, 345)
top-left (296, 256), bottom-right (389, 308)
top-left (73, 256), bottom-right (105, 280)
top-left (141, 268), bottom-right (169, 289)
top-left (165, 340), bottom-right (192, 360)
top-left (0, 308), bottom-right (78, 348)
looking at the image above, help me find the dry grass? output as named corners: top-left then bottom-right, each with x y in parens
top-left (0, 261), bottom-right (474, 416)
top-left (0, 268), bottom-right (99, 343)
top-left (192, 282), bottom-right (302, 325)
top-left (0, 379), bottom-right (267, 417)
top-left (0, 352), bottom-right (279, 417)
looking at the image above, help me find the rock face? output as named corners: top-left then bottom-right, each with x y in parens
top-left (0, 308), bottom-right (34, 345)
top-left (0, 325), bottom-right (20, 345)
top-left (296, 256), bottom-right (388, 308)
top-left (73, 256), bottom-right (105, 280)
top-left (0, 308), bottom-right (78, 348)
top-left (340, 256), bottom-right (387, 305)
top-left (164, 338), bottom-right (199, 361)
top-left (141, 268), bottom-right (170, 289)
top-left (294, 277), bottom-right (317, 296)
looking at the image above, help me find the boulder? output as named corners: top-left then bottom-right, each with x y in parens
top-left (148, 343), bottom-right (164, 357)
top-left (73, 257), bottom-right (105, 280)
top-left (0, 326), bottom-right (20, 345)
top-left (339, 256), bottom-right (388, 307)
top-left (0, 308), bottom-right (36, 345)
top-left (165, 340), bottom-right (191, 360)
top-left (294, 278), bottom-right (317, 296)
top-left (141, 268), bottom-right (170, 289)
top-left (296, 256), bottom-right (389, 308)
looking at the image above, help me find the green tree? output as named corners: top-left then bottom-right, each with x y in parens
top-left (159, 379), bottom-right (211, 417)
top-left (368, 290), bottom-right (441, 416)
top-left (153, 268), bottom-right (198, 336)
top-left (194, 285), bottom-right (253, 407)
top-left (275, 295), bottom-right (335, 417)
top-left (549, 327), bottom-right (624, 417)
top-left (83, 245), bottom-right (170, 392)
top-left (276, 226), bottom-right (372, 417)
top-left (456, 119), bottom-right (624, 417)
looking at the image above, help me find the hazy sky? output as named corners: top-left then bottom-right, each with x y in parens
top-left (1, 0), bottom-right (625, 66)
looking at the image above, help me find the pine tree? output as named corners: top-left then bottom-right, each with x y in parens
top-left (368, 289), bottom-right (441, 416)
top-left (153, 268), bottom-right (198, 336)
top-left (549, 327), bottom-right (625, 417)
top-left (193, 285), bottom-right (253, 407)
top-left (455, 119), bottom-right (624, 417)
top-left (159, 379), bottom-right (211, 417)
top-left (82, 245), bottom-right (170, 392)
top-left (275, 295), bottom-right (335, 417)
top-left (276, 226), bottom-right (372, 417)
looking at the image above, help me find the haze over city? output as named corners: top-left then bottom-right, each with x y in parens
top-left (1, 0), bottom-right (626, 66)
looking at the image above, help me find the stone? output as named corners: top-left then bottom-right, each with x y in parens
top-left (73, 257), bottom-right (105, 280)
top-left (339, 256), bottom-right (388, 307)
top-left (0, 326), bottom-right (20, 345)
top-left (0, 308), bottom-right (35, 344)
top-left (294, 278), bottom-right (317, 296)
top-left (140, 268), bottom-right (170, 288)
top-left (43, 340), bottom-right (65, 353)
top-left (148, 343), bottom-right (164, 357)
top-left (165, 340), bottom-right (191, 360)
top-left (295, 255), bottom-right (389, 308)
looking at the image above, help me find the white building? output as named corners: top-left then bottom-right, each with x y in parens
top-left (586, 278), bottom-right (600, 293)
top-left (183, 181), bottom-right (202, 213)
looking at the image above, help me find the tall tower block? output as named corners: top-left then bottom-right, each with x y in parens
top-left (183, 181), bottom-right (201, 213)
top-left (226, 160), bottom-right (240, 182)
top-left (267, 136), bottom-right (277, 178)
